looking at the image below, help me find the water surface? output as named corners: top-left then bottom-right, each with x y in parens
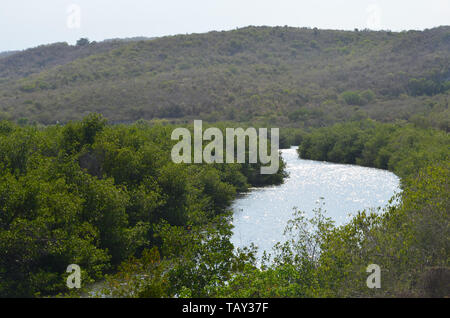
top-left (231, 147), bottom-right (400, 256)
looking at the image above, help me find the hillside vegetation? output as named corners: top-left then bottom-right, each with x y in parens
top-left (0, 26), bottom-right (448, 129)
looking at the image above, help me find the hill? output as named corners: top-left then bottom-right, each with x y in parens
top-left (0, 26), bottom-right (448, 129)
top-left (0, 51), bottom-right (19, 59)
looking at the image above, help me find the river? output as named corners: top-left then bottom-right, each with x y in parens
top-left (230, 147), bottom-right (401, 258)
top-left (86, 147), bottom-right (400, 296)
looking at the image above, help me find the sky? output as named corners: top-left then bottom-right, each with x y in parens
top-left (0, 0), bottom-right (449, 52)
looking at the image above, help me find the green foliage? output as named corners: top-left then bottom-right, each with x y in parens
top-left (76, 38), bottom-right (90, 47)
top-left (408, 77), bottom-right (450, 96)
top-left (340, 90), bottom-right (376, 106)
top-left (298, 119), bottom-right (449, 178)
top-left (2, 115), bottom-right (446, 298)
top-left (341, 91), bottom-right (365, 106)
top-left (0, 115), bottom-right (286, 297)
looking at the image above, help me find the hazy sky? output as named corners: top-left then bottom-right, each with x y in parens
top-left (1, 0), bottom-right (449, 52)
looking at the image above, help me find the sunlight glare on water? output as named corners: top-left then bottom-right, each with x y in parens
top-left (230, 147), bottom-right (401, 257)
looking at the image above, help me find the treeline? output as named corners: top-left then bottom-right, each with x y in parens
top-left (0, 114), bottom-right (285, 297)
top-left (103, 119), bottom-right (449, 297)
top-left (297, 119), bottom-right (449, 178)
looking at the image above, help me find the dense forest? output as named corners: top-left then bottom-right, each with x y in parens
top-left (0, 26), bottom-right (448, 297)
top-left (0, 114), bottom-right (285, 297)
